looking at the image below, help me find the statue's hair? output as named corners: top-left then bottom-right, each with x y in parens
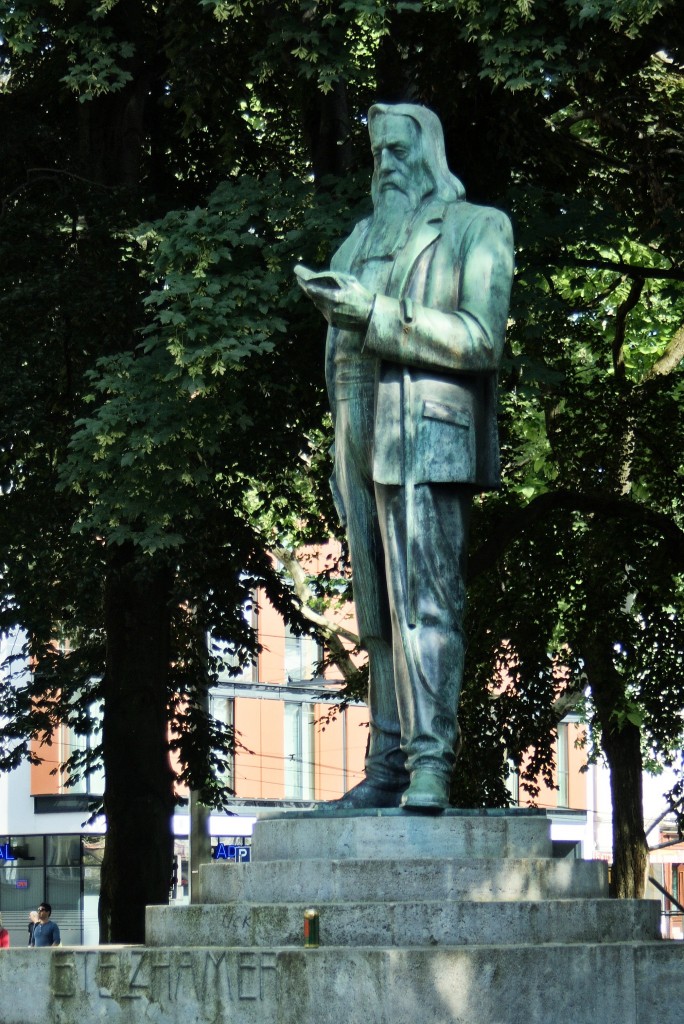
top-left (368, 103), bottom-right (466, 202)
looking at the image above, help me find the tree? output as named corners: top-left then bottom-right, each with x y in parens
top-left (1, 0), bottom-right (682, 936)
top-left (261, 0), bottom-right (684, 895)
top-left (431, 7), bottom-right (684, 895)
top-left (0, 0), bottom-right (352, 940)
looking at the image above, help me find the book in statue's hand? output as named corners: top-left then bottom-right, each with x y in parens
top-left (294, 264), bottom-right (350, 291)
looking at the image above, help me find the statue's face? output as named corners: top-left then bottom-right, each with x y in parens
top-left (370, 114), bottom-right (423, 202)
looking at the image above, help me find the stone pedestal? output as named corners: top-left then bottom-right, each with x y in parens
top-left (147, 810), bottom-right (659, 950)
top-left (1, 809), bottom-right (681, 1024)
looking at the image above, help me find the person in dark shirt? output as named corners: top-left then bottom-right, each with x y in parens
top-left (30, 903), bottom-right (60, 947)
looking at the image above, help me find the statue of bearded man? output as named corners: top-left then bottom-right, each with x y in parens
top-left (296, 103), bottom-right (514, 811)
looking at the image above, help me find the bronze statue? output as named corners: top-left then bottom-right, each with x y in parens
top-left (296, 103), bottom-right (514, 810)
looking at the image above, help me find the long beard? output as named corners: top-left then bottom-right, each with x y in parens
top-left (365, 190), bottom-right (420, 258)
top-left (366, 169), bottom-right (433, 257)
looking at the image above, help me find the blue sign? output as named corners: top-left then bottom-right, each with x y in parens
top-left (0, 842), bottom-right (15, 862)
top-left (213, 843), bottom-right (250, 863)
top-left (15, 879), bottom-right (28, 889)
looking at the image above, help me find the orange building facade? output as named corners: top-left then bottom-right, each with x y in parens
top-left (204, 547), bottom-right (370, 805)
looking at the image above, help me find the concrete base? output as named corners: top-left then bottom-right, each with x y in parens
top-left (0, 810), bottom-right (681, 1024)
top-left (250, 807), bottom-right (556, 861)
top-left (0, 942), bottom-right (682, 1024)
top-left (198, 855), bottom-right (609, 904)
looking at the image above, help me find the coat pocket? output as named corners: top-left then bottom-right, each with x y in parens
top-left (413, 399), bottom-right (476, 483)
top-left (422, 399), bottom-right (471, 429)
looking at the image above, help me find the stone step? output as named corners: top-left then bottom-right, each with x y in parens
top-left (251, 808), bottom-right (554, 862)
top-left (199, 855), bottom-right (608, 905)
top-left (146, 898), bottom-right (661, 949)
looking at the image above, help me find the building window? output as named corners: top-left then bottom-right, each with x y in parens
top-left (284, 702), bottom-right (315, 800)
top-left (0, 834), bottom-right (85, 946)
top-left (505, 762), bottom-right (519, 804)
top-left (284, 624), bottom-right (321, 683)
top-left (57, 705), bottom-right (104, 797)
top-left (210, 695), bottom-right (235, 790)
top-left (214, 647), bottom-right (257, 684)
top-left (556, 722), bottom-right (569, 807)
top-left (211, 599), bottom-right (258, 683)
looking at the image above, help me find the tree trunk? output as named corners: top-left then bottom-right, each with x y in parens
top-left (602, 720), bottom-right (649, 898)
top-left (99, 543), bottom-right (175, 943)
top-left (302, 82), bottom-right (352, 182)
top-left (583, 635), bottom-right (649, 899)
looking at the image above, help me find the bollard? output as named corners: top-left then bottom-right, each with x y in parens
top-left (303, 908), bottom-right (320, 948)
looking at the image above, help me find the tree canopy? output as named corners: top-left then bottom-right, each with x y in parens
top-left (0, 0), bottom-right (682, 934)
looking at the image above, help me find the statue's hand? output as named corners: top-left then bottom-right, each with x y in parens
top-left (299, 270), bottom-right (373, 330)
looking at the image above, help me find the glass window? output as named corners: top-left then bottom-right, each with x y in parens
top-left (0, 835), bottom-right (84, 946)
top-left (0, 863), bottom-right (44, 909)
top-left (215, 648), bottom-right (257, 683)
top-left (82, 836), bottom-right (104, 945)
top-left (1, 835), bottom-right (44, 865)
top-left (210, 695), bottom-right (235, 790)
top-left (58, 722), bottom-right (87, 794)
top-left (284, 625), bottom-right (322, 683)
top-left (46, 835), bottom-right (81, 869)
top-left (56, 702), bottom-right (104, 797)
top-left (284, 702), bottom-right (315, 800)
top-left (505, 763), bottom-right (519, 804)
top-left (45, 834), bottom-right (82, 945)
top-left (212, 601), bottom-right (258, 683)
top-left (170, 839), bottom-right (189, 904)
top-left (0, 834), bottom-right (46, 945)
top-left (556, 722), bottom-right (569, 807)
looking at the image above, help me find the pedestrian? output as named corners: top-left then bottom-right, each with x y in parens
top-left (0, 912), bottom-right (9, 948)
top-left (28, 909), bottom-right (39, 945)
top-left (30, 903), bottom-right (60, 947)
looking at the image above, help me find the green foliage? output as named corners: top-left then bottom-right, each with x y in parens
top-left (1, 0), bottom-right (683, 850)
top-left (59, 25), bottom-right (134, 100)
top-left (58, 169), bottom-right (368, 557)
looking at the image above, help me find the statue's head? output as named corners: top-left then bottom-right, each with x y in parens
top-left (368, 103), bottom-right (465, 208)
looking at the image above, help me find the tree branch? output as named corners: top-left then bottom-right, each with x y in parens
top-left (643, 323), bottom-right (684, 380)
top-left (470, 490), bottom-right (684, 580)
top-left (613, 276), bottom-right (645, 379)
top-left (523, 255), bottom-right (684, 282)
top-left (1, 168), bottom-right (116, 219)
top-left (271, 547), bottom-right (362, 686)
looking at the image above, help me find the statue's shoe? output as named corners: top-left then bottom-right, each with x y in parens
top-left (400, 771), bottom-right (450, 812)
top-left (324, 778), bottom-right (405, 810)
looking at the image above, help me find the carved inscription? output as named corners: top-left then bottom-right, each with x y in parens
top-left (52, 949), bottom-right (278, 1008)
